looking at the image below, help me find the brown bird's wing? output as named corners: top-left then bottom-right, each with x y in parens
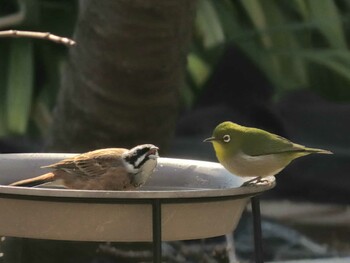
top-left (43, 148), bottom-right (129, 177)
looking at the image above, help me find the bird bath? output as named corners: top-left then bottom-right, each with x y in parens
top-left (0, 154), bottom-right (275, 261)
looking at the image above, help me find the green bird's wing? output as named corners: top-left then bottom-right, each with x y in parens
top-left (241, 128), bottom-right (304, 156)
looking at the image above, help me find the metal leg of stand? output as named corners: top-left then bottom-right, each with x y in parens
top-left (152, 200), bottom-right (162, 263)
top-left (251, 196), bottom-right (264, 263)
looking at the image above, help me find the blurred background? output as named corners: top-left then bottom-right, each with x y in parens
top-left (0, 0), bottom-right (349, 262)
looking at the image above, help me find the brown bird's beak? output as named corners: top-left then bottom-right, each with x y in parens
top-left (203, 137), bottom-right (217, 143)
top-left (147, 146), bottom-right (159, 158)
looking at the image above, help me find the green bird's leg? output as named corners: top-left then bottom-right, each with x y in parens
top-left (241, 176), bottom-right (261, 186)
top-left (241, 176), bottom-right (271, 186)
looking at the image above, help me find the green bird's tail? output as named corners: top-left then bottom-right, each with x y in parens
top-left (304, 147), bottom-right (333, 154)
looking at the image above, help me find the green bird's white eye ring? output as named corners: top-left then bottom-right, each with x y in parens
top-left (223, 135), bottom-right (231, 143)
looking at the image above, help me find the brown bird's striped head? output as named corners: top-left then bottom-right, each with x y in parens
top-left (122, 144), bottom-right (159, 173)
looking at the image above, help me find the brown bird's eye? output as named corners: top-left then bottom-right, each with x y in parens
top-left (223, 135), bottom-right (230, 143)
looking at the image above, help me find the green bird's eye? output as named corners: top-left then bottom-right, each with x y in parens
top-left (223, 135), bottom-right (231, 143)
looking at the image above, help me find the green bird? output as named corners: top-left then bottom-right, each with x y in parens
top-left (204, 121), bottom-right (332, 186)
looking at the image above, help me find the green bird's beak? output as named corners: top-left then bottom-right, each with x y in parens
top-left (203, 137), bottom-right (217, 142)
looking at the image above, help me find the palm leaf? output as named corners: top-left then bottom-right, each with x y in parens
top-left (196, 0), bottom-right (225, 48)
top-left (0, 41), bottom-right (9, 136)
top-left (307, 0), bottom-right (347, 48)
top-left (6, 39), bottom-right (34, 134)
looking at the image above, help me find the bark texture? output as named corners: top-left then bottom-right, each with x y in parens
top-left (47, 0), bottom-right (196, 152)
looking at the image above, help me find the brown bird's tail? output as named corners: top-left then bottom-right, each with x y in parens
top-left (10, 172), bottom-right (55, 187)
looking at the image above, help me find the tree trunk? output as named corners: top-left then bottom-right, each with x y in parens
top-left (47, 0), bottom-right (196, 152)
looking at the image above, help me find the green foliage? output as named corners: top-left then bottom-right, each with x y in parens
top-left (186, 0), bottom-right (350, 106)
top-left (2, 0), bottom-right (350, 138)
top-left (6, 39), bottom-right (34, 135)
top-left (0, 0), bottom-right (77, 137)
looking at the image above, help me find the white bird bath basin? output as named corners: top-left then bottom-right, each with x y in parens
top-left (0, 154), bottom-right (275, 242)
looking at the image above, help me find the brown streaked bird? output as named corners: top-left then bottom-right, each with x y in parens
top-left (10, 144), bottom-right (159, 190)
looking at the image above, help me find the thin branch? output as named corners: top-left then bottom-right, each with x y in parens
top-left (0, 30), bottom-right (76, 46)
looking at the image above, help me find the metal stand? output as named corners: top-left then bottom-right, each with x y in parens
top-left (251, 196), bottom-right (264, 263)
top-left (152, 200), bottom-right (162, 263)
top-left (151, 196), bottom-right (264, 263)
